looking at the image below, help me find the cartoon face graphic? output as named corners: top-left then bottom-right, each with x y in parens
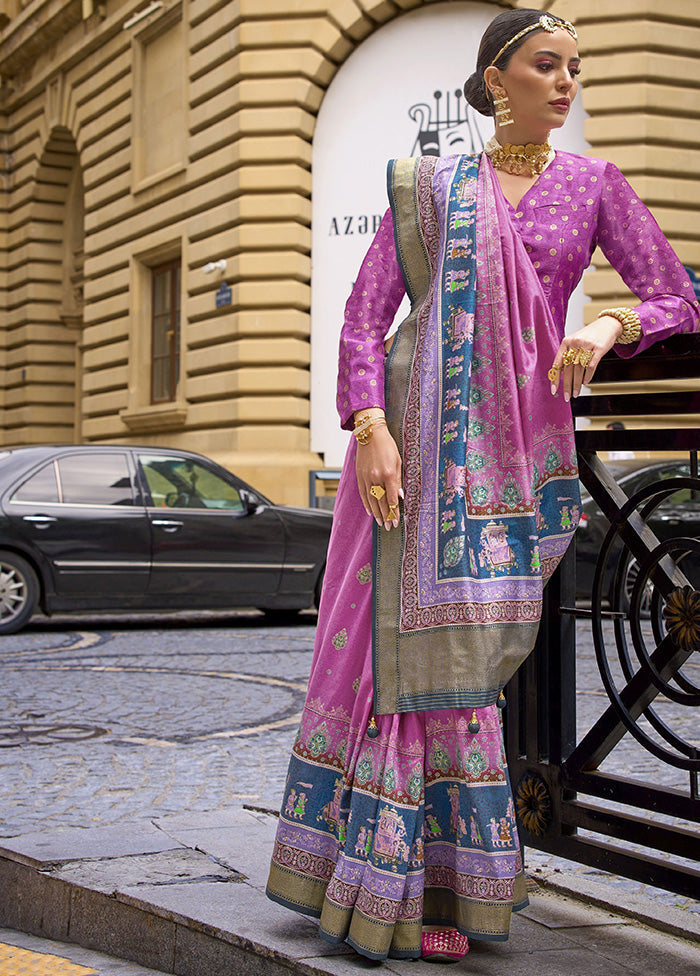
top-left (409, 90), bottom-right (488, 157)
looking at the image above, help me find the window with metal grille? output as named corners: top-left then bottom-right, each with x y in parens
top-left (151, 260), bottom-right (181, 403)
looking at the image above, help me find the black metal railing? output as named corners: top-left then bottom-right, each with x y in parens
top-left (506, 332), bottom-right (700, 899)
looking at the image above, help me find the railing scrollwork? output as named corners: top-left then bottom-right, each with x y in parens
top-left (505, 332), bottom-right (700, 898)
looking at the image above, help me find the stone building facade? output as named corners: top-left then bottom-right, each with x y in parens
top-left (0, 0), bottom-right (697, 505)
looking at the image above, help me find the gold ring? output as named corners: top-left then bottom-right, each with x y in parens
top-left (548, 365), bottom-right (561, 383)
top-left (579, 349), bottom-right (593, 368)
top-left (369, 485), bottom-right (386, 500)
top-left (387, 504), bottom-right (398, 520)
top-left (562, 349), bottom-right (577, 367)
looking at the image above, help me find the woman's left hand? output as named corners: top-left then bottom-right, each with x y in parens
top-left (549, 316), bottom-right (625, 401)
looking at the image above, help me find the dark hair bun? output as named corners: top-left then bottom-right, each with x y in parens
top-left (463, 71), bottom-right (491, 117)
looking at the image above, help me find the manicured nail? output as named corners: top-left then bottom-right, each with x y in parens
top-left (398, 488), bottom-right (405, 499)
top-left (376, 517), bottom-right (382, 526)
top-left (392, 519), bottom-right (399, 528)
top-left (550, 384), bottom-right (557, 395)
top-left (564, 392), bottom-right (570, 402)
top-left (384, 521), bottom-right (392, 531)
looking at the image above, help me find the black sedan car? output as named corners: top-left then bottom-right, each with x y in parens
top-left (0, 445), bottom-right (333, 633)
top-left (576, 458), bottom-right (700, 610)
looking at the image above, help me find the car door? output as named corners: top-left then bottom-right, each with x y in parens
top-left (136, 452), bottom-right (283, 604)
top-left (4, 450), bottom-right (151, 603)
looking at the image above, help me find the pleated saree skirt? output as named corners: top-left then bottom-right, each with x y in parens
top-left (265, 440), bottom-right (528, 960)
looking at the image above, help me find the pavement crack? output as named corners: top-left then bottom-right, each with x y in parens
top-left (129, 874), bottom-right (243, 886)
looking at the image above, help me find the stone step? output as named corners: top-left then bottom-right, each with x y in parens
top-left (0, 807), bottom-right (698, 976)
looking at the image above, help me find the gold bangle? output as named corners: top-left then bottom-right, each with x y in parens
top-left (598, 307), bottom-right (642, 345)
top-left (354, 418), bottom-right (387, 446)
top-left (354, 409), bottom-right (385, 425)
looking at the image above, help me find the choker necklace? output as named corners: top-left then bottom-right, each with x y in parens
top-left (484, 136), bottom-right (555, 177)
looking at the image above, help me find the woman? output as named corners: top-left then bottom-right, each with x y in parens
top-left (266, 7), bottom-right (698, 963)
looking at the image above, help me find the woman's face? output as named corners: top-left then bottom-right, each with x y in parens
top-left (492, 28), bottom-right (580, 141)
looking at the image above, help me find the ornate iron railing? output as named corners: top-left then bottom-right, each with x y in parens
top-left (506, 333), bottom-right (700, 899)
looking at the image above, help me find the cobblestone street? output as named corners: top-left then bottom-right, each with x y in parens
top-left (1, 610), bottom-right (697, 914)
top-left (1, 612), bottom-right (315, 833)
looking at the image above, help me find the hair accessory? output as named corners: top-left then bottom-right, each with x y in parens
top-left (492, 90), bottom-right (514, 127)
top-left (598, 307), bottom-right (642, 345)
top-left (484, 135), bottom-right (554, 177)
top-left (421, 930), bottom-right (469, 963)
top-left (490, 13), bottom-right (577, 67)
top-left (369, 485), bottom-right (386, 501)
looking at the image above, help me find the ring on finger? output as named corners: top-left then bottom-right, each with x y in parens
top-left (548, 365), bottom-right (561, 383)
top-left (562, 349), bottom-right (577, 367)
top-left (369, 485), bottom-right (386, 500)
top-left (387, 504), bottom-right (398, 520)
top-left (578, 349), bottom-right (593, 368)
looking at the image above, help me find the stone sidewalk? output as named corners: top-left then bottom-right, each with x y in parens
top-left (0, 807), bottom-right (698, 976)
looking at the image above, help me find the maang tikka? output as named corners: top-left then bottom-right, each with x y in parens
top-left (492, 89), bottom-right (514, 127)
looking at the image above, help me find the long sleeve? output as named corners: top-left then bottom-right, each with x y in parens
top-left (596, 162), bottom-right (699, 357)
top-left (336, 208), bottom-right (406, 429)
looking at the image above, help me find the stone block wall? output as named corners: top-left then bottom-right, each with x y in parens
top-left (0, 0), bottom-right (698, 501)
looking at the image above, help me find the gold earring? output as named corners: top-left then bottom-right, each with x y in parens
top-left (492, 89), bottom-right (514, 127)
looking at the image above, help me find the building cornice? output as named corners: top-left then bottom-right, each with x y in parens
top-left (0, 0), bottom-right (83, 77)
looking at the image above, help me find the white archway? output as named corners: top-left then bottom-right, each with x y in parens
top-left (310, 1), bottom-right (589, 466)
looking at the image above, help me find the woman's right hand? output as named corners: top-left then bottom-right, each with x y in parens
top-left (356, 424), bottom-right (403, 530)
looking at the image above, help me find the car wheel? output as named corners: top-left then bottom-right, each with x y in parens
top-left (0, 550), bottom-right (39, 634)
top-left (622, 556), bottom-right (655, 619)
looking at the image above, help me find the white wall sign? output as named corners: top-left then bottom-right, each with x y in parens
top-left (311, 1), bottom-right (589, 467)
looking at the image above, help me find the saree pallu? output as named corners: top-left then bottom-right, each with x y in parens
top-left (266, 437), bottom-right (528, 960)
top-left (375, 153), bottom-right (579, 714)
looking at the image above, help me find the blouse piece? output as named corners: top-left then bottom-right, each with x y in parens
top-left (337, 152), bottom-right (699, 428)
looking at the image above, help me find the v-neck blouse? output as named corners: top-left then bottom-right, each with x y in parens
top-left (337, 151), bottom-right (699, 429)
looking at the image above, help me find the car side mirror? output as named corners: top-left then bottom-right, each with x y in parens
top-left (239, 489), bottom-right (261, 514)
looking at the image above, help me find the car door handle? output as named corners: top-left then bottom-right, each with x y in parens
top-left (22, 515), bottom-right (57, 528)
top-left (152, 519), bottom-right (184, 532)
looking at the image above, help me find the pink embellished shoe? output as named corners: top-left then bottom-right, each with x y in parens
top-left (421, 929), bottom-right (469, 963)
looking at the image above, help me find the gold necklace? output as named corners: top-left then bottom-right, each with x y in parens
top-left (484, 136), bottom-right (555, 177)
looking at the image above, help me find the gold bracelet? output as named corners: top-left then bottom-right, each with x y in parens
top-left (354, 418), bottom-right (387, 446)
top-left (354, 409), bottom-right (385, 425)
top-left (598, 307), bottom-right (642, 345)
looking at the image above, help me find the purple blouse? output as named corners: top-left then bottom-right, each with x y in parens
top-left (337, 152), bottom-right (699, 429)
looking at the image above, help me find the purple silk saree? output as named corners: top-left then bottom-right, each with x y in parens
top-left (374, 154), bottom-right (580, 714)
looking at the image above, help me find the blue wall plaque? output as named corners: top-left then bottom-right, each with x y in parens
top-left (216, 283), bottom-right (232, 308)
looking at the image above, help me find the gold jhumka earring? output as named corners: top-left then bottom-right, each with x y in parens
top-left (492, 89), bottom-right (514, 127)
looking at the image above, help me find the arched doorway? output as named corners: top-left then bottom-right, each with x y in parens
top-left (26, 126), bottom-right (84, 444)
